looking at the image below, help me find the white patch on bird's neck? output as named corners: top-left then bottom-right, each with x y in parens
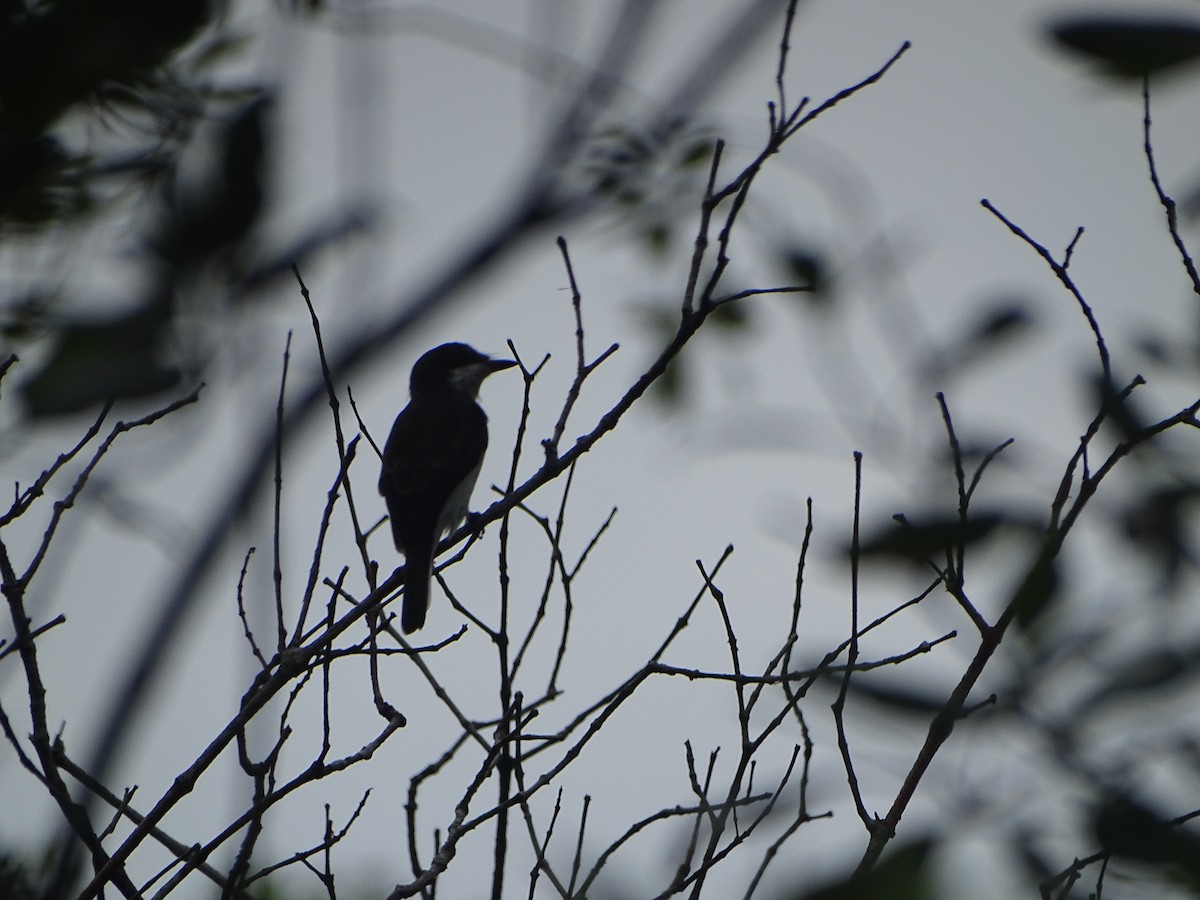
top-left (448, 363), bottom-right (490, 398)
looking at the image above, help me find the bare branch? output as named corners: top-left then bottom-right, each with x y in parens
top-left (1142, 79), bottom-right (1200, 297)
top-left (981, 198), bottom-right (1111, 381)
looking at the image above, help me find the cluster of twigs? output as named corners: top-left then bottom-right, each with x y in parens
top-left (0, 9), bottom-right (913, 898)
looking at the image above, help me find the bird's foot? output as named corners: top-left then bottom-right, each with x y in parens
top-left (465, 511), bottom-right (486, 536)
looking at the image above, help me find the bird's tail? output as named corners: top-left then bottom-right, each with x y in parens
top-left (401, 540), bottom-right (434, 634)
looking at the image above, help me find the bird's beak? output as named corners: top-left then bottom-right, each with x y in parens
top-left (486, 357), bottom-right (517, 374)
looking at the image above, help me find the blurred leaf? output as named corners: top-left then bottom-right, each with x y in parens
top-left (1011, 554), bottom-right (1060, 633)
top-left (679, 138), bottom-right (714, 169)
top-left (1, 292), bottom-right (53, 342)
top-left (1094, 795), bottom-right (1200, 882)
top-left (1091, 372), bottom-right (1150, 444)
top-left (0, 851), bottom-right (37, 900)
top-left (931, 435), bottom-right (1019, 480)
top-left (152, 95), bottom-right (270, 267)
top-left (642, 220), bottom-right (671, 257)
top-left (640, 306), bottom-right (687, 407)
top-left (1081, 646), bottom-right (1200, 712)
top-left (240, 208), bottom-right (374, 292)
top-left (1049, 16), bottom-right (1200, 79)
top-left (1014, 830), bottom-right (1057, 884)
top-left (1134, 333), bottom-right (1172, 365)
top-left (653, 354), bottom-right (685, 406)
top-left (189, 31), bottom-right (252, 71)
top-left (0, 0), bottom-right (227, 231)
top-left (1181, 177), bottom-right (1200, 223)
top-left (709, 296), bottom-right (748, 330)
top-left (791, 839), bottom-right (935, 900)
top-left (581, 122), bottom-right (717, 259)
top-left (0, 135), bottom-right (91, 227)
top-left (925, 297), bottom-right (1035, 381)
top-left (857, 512), bottom-right (1003, 564)
top-left (844, 677), bottom-right (949, 716)
top-left (0, 0), bottom-right (215, 129)
top-left (967, 302), bottom-right (1032, 348)
top-left (1120, 483), bottom-right (1200, 588)
top-left (19, 301), bottom-right (180, 416)
top-left (614, 186), bottom-right (645, 206)
top-left (778, 245), bottom-right (832, 307)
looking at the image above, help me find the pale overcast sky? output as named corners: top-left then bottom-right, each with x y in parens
top-left (4, 1), bottom-right (1200, 897)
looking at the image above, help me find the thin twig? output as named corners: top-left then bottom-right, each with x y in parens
top-left (1142, 79), bottom-right (1200, 297)
top-left (981, 199), bottom-right (1110, 381)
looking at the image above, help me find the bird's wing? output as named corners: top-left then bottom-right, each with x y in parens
top-left (378, 393), bottom-right (489, 533)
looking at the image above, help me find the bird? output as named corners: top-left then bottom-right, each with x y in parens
top-left (378, 342), bottom-right (516, 633)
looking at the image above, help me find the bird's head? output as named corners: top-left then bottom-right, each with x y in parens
top-left (409, 342), bottom-right (517, 398)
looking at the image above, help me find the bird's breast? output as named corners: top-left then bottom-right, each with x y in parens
top-left (437, 459), bottom-right (482, 537)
